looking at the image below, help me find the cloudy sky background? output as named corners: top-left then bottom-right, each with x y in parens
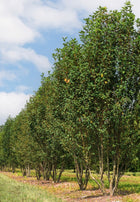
top-left (0, 0), bottom-right (139, 125)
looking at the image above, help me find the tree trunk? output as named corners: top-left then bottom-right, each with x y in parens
top-left (109, 157), bottom-right (121, 196)
top-left (51, 164), bottom-right (57, 183)
top-left (41, 162), bottom-right (51, 180)
top-left (89, 169), bottom-right (104, 192)
top-left (57, 163), bottom-right (64, 183)
top-left (74, 157), bottom-right (90, 190)
top-left (98, 134), bottom-right (105, 195)
top-left (26, 164), bottom-right (30, 177)
top-left (12, 165), bottom-right (15, 173)
top-left (22, 167), bottom-right (26, 176)
top-left (35, 164), bottom-right (41, 180)
top-left (107, 151), bottom-right (110, 184)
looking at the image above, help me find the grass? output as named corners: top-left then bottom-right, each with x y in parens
top-left (59, 170), bottom-right (140, 201)
top-left (124, 172), bottom-right (140, 177)
top-left (118, 175), bottom-right (140, 194)
top-left (1, 170), bottom-right (140, 202)
top-left (60, 170), bottom-right (140, 192)
top-left (0, 173), bottom-right (61, 202)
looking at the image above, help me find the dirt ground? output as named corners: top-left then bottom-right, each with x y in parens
top-left (1, 172), bottom-right (140, 202)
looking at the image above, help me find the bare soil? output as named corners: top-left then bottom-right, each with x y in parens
top-left (1, 172), bottom-right (140, 202)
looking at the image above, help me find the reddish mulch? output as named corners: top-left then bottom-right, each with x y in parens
top-left (1, 171), bottom-right (140, 202)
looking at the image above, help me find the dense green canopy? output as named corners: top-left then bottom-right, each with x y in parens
top-left (0, 2), bottom-right (139, 196)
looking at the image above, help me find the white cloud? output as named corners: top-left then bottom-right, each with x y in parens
top-left (15, 85), bottom-right (30, 93)
top-left (0, 16), bottom-right (38, 45)
top-left (0, 0), bottom-right (139, 46)
top-left (1, 47), bottom-right (51, 73)
top-left (61, 0), bottom-right (121, 10)
top-left (60, 0), bottom-right (140, 18)
top-left (0, 0), bottom-right (38, 45)
top-left (25, 5), bottom-right (81, 31)
top-left (0, 92), bottom-right (31, 125)
top-left (0, 70), bottom-right (16, 87)
top-left (0, 0), bottom-right (81, 45)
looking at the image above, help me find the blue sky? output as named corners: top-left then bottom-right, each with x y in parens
top-left (0, 0), bottom-right (139, 125)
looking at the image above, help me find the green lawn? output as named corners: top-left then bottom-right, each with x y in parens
top-left (0, 173), bottom-right (61, 202)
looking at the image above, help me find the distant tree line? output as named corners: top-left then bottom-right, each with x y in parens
top-left (0, 2), bottom-right (139, 196)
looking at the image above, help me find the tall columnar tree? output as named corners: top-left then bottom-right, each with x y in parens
top-left (53, 37), bottom-right (97, 190)
top-left (53, 1), bottom-right (140, 194)
top-left (0, 126), bottom-right (5, 170)
top-left (26, 81), bottom-right (52, 180)
top-left (1, 117), bottom-right (18, 172)
top-left (79, 2), bottom-right (140, 195)
top-left (26, 75), bottom-right (67, 182)
top-left (12, 110), bottom-right (35, 176)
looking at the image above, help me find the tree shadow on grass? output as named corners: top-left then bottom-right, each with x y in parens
top-left (80, 193), bottom-right (106, 200)
top-left (118, 183), bottom-right (140, 195)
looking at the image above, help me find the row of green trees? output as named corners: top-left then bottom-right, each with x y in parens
top-left (0, 2), bottom-right (139, 196)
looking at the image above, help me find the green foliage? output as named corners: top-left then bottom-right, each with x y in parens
top-left (0, 1), bottom-right (139, 196)
top-left (1, 117), bottom-right (18, 170)
top-left (0, 130), bottom-right (5, 169)
top-left (52, 1), bottom-right (140, 193)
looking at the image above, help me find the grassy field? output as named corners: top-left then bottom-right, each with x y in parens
top-left (0, 170), bottom-right (140, 202)
top-left (0, 173), bottom-right (61, 202)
